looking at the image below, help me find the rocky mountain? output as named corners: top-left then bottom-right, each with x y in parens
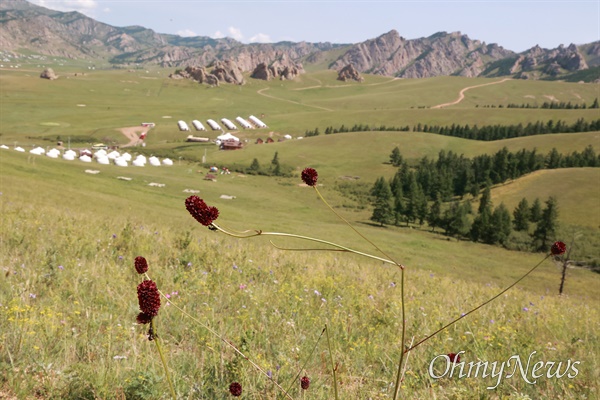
top-left (1, 0), bottom-right (598, 81)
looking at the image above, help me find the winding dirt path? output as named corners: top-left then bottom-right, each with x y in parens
top-left (118, 126), bottom-right (149, 147)
top-left (431, 78), bottom-right (512, 109)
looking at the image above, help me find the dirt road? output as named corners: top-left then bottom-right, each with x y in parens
top-left (431, 78), bottom-right (512, 109)
top-left (118, 126), bottom-right (150, 147)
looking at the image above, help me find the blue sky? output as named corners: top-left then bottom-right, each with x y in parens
top-left (30, 1), bottom-right (599, 52)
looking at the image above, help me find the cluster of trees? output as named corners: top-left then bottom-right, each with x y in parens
top-left (303, 117), bottom-right (600, 141)
top-left (478, 98), bottom-right (599, 110)
top-left (388, 145), bottom-right (598, 201)
top-left (411, 118), bottom-right (600, 141)
top-left (370, 176), bottom-right (560, 252)
top-left (228, 152), bottom-right (293, 177)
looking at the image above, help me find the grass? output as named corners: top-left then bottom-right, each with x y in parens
top-left (1, 171), bottom-right (598, 399)
top-left (0, 68), bottom-right (599, 399)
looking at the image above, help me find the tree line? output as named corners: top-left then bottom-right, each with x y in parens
top-left (366, 145), bottom-right (597, 252)
top-left (303, 117), bottom-right (600, 141)
top-left (370, 175), bottom-right (560, 252)
top-left (478, 97), bottom-right (599, 110)
top-left (388, 145), bottom-right (599, 201)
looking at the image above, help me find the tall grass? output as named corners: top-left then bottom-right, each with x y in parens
top-left (1, 184), bottom-right (598, 399)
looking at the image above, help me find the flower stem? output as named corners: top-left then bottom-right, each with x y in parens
top-left (213, 224), bottom-right (398, 265)
top-left (151, 319), bottom-right (177, 400)
top-left (325, 324), bottom-right (339, 400)
top-left (157, 290), bottom-right (294, 400)
top-left (405, 254), bottom-right (551, 353)
top-left (392, 268), bottom-right (407, 400)
top-left (313, 186), bottom-right (404, 271)
top-left (285, 327), bottom-right (325, 394)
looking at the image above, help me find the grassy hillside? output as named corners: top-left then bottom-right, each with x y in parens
top-left (1, 68), bottom-right (599, 399)
top-left (1, 148), bottom-right (599, 399)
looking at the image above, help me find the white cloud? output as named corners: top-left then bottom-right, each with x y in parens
top-left (249, 33), bottom-right (272, 44)
top-left (33, 0), bottom-right (98, 14)
top-left (212, 27), bottom-right (245, 42)
top-left (102, 7), bottom-right (110, 13)
top-left (177, 29), bottom-right (198, 38)
top-left (227, 27), bottom-right (244, 41)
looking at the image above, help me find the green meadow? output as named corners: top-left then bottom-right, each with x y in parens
top-left (0, 65), bottom-right (599, 399)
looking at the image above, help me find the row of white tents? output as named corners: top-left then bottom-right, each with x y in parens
top-left (1, 145), bottom-right (174, 167)
top-left (178, 115), bottom-right (267, 132)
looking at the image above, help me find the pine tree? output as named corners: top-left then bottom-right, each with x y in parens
top-left (249, 158), bottom-right (261, 173)
top-left (390, 146), bottom-right (403, 167)
top-left (532, 197), bottom-right (559, 251)
top-left (513, 198), bottom-right (530, 231)
top-left (491, 203), bottom-right (512, 245)
top-left (530, 198), bottom-right (543, 223)
top-left (478, 184), bottom-right (492, 213)
top-left (370, 177), bottom-right (393, 226)
top-left (427, 193), bottom-right (442, 231)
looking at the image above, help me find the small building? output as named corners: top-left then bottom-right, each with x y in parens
top-left (249, 115), bottom-right (267, 128)
top-left (266, 137), bottom-right (275, 143)
top-left (141, 122), bottom-right (155, 128)
top-left (236, 116), bottom-right (253, 129)
top-left (177, 120), bottom-right (190, 131)
top-left (256, 138), bottom-right (264, 144)
top-left (206, 119), bottom-right (221, 131)
top-left (220, 139), bottom-right (243, 150)
top-left (221, 118), bottom-right (237, 130)
top-left (192, 120), bottom-right (206, 131)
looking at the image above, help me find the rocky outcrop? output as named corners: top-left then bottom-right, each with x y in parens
top-left (330, 30), bottom-right (515, 78)
top-left (337, 64), bottom-right (363, 81)
top-left (210, 60), bottom-right (245, 84)
top-left (509, 43), bottom-right (589, 76)
top-left (40, 67), bottom-right (57, 80)
top-left (250, 55), bottom-right (304, 80)
top-left (169, 62), bottom-right (244, 86)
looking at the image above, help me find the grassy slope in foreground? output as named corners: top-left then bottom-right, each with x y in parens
top-left (1, 149), bottom-right (599, 399)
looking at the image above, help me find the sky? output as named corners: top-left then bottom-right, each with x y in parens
top-left (29, 1), bottom-right (599, 52)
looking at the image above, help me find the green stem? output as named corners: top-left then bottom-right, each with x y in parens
top-left (158, 290), bottom-right (294, 400)
top-left (313, 186), bottom-right (404, 271)
top-left (392, 268), bottom-right (406, 400)
top-left (151, 319), bottom-right (177, 400)
top-left (212, 224), bottom-right (397, 265)
top-left (325, 324), bottom-right (339, 400)
top-left (404, 254), bottom-right (551, 353)
top-left (285, 327), bottom-right (325, 394)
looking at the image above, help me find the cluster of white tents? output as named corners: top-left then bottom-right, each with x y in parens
top-left (179, 115), bottom-right (267, 132)
top-left (1, 145), bottom-right (174, 167)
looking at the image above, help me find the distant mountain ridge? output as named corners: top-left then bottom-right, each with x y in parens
top-left (1, 0), bottom-right (598, 81)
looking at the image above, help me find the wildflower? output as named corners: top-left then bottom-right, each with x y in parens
top-left (137, 280), bottom-right (161, 317)
top-left (229, 382), bottom-right (242, 397)
top-left (301, 167), bottom-right (318, 186)
top-left (185, 195), bottom-right (219, 226)
top-left (551, 241), bottom-right (566, 256)
top-left (136, 312), bottom-right (153, 325)
top-left (58, 265), bottom-right (64, 270)
top-left (523, 307), bottom-right (529, 312)
top-left (301, 376), bottom-right (310, 390)
top-left (447, 353), bottom-right (460, 363)
top-left (134, 256), bottom-right (148, 274)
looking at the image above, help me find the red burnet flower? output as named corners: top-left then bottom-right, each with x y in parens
top-left (300, 376), bottom-right (310, 390)
top-left (134, 256), bottom-right (148, 274)
top-left (229, 382), bottom-right (242, 397)
top-left (551, 241), bottom-right (567, 256)
top-left (136, 312), bottom-right (153, 325)
top-left (447, 353), bottom-right (461, 363)
top-left (137, 280), bottom-right (161, 317)
top-left (185, 195), bottom-right (219, 226)
top-left (301, 167), bottom-right (318, 187)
